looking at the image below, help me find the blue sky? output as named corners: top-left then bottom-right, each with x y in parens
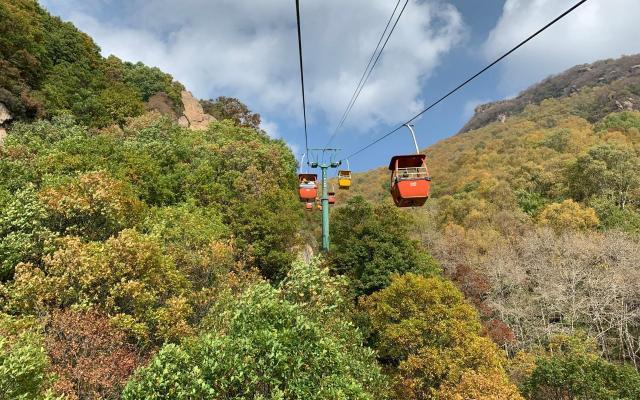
top-left (41, 0), bottom-right (640, 171)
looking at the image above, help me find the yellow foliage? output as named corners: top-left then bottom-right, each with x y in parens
top-left (437, 371), bottom-right (524, 400)
top-left (3, 230), bottom-right (192, 344)
top-left (537, 199), bottom-right (599, 231)
top-left (362, 274), bottom-right (516, 400)
top-left (39, 171), bottom-right (143, 239)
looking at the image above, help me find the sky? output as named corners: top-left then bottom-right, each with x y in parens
top-left (41, 0), bottom-right (640, 171)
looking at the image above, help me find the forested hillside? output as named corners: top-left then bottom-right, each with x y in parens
top-left (1, 1), bottom-right (640, 399)
top-left (336, 53), bottom-right (640, 397)
top-left (0, 0), bottom-right (183, 127)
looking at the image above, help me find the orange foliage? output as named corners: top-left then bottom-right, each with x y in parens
top-left (45, 309), bottom-right (144, 400)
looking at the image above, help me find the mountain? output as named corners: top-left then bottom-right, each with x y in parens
top-left (340, 53), bottom-right (640, 233)
top-left (0, 0), bottom-right (184, 128)
top-left (337, 53), bottom-right (640, 373)
top-left (2, 1), bottom-right (640, 399)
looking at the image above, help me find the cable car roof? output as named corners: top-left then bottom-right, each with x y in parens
top-left (298, 173), bottom-right (318, 180)
top-left (388, 154), bottom-right (426, 170)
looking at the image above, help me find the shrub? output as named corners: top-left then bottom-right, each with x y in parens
top-left (0, 313), bottom-right (57, 399)
top-left (0, 185), bottom-right (55, 281)
top-left (523, 335), bottom-right (640, 400)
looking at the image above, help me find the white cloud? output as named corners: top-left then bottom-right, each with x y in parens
top-left (287, 142), bottom-right (301, 158)
top-left (260, 118), bottom-right (280, 139)
top-left (40, 0), bottom-right (465, 137)
top-left (484, 0), bottom-right (640, 95)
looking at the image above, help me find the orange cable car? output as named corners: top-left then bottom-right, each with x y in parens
top-left (388, 124), bottom-right (431, 207)
top-left (389, 154), bottom-right (431, 207)
top-left (298, 173), bottom-right (318, 202)
top-left (328, 191), bottom-right (336, 205)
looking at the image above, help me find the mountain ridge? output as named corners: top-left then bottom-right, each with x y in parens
top-left (460, 54), bottom-right (640, 133)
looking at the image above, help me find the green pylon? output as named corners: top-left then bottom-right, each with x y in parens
top-left (320, 164), bottom-right (330, 251)
top-left (307, 149), bottom-right (341, 253)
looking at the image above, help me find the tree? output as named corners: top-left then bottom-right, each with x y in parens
top-left (45, 309), bottom-right (143, 400)
top-left (121, 61), bottom-right (184, 112)
top-left (567, 144), bottom-right (640, 208)
top-left (481, 228), bottom-right (640, 366)
top-left (200, 96), bottom-right (261, 130)
top-left (3, 230), bottom-right (192, 344)
top-left (39, 170), bottom-right (144, 241)
top-left (537, 199), bottom-right (599, 231)
top-left (522, 335), bottom-right (640, 400)
top-left (438, 371), bottom-right (523, 400)
top-left (0, 313), bottom-right (58, 399)
top-left (123, 261), bottom-right (388, 400)
top-left (329, 197), bottom-right (440, 296)
top-left (362, 273), bottom-right (518, 400)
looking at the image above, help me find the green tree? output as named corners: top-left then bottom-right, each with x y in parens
top-left (0, 185), bottom-right (55, 281)
top-left (122, 61), bottom-right (184, 112)
top-left (0, 314), bottom-right (58, 400)
top-left (567, 144), bottom-right (640, 208)
top-left (124, 261), bottom-right (387, 400)
top-left (200, 96), bottom-right (261, 130)
top-left (523, 335), bottom-right (640, 400)
top-left (329, 197), bottom-right (440, 296)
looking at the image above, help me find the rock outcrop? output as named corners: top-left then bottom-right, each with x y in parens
top-left (178, 91), bottom-right (216, 130)
top-left (146, 92), bottom-right (178, 120)
top-left (0, 102), bottom-right (12, 144)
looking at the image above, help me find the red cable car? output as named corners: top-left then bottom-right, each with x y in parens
top-left (298, 173), bottom-right (318, 202)
top-left (389, 154), bottom-right (431, 207)
top-left (328, 191), bottom-right (336, 205)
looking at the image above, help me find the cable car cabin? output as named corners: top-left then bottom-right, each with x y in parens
top-left (298, 173), bottom-right (318, 201)
top-left (337, 170), bottom-right (352, 189)
top-left (328, 192), bottom-right (336, 204)
top-left (304, 202), bottom-right (314, 211)
top-left (389, 154), bottom-right (431, 207)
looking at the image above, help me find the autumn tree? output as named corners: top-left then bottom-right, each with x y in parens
top-left (361, 273), bottom-right (519, 400)
top-left (45, 309), bottom-right (143, 400)
top-left (537, 199), bottom-right (599, 231)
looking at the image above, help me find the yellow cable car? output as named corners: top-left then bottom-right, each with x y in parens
top-left (337, 170), bottom-right (351, 189)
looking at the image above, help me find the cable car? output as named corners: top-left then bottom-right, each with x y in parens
top-left (304, 201), bottom-right (314, 211)
top-left (298, 173), bottom-right (318, 202)
top-left (337, 170), bottom-right (351, 189)
top-left (328, 191), bottom-right (336, 204)
top-left (389, 154), bottom-right (431, 207)
top-left (388, 124), bottom-right (431, 207)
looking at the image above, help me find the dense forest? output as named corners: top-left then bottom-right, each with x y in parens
top-left (1, 1), bottom-right (640, 399)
